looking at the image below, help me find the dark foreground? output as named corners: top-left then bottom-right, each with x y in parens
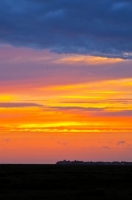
top-left (0, 165), bottom-right (132, 199)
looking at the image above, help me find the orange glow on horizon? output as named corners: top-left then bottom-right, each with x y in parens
top-left (0, 54), bottom-right (132, 163)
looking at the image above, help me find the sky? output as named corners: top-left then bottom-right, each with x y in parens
top-left (0, 0), bottom-right (132, 164)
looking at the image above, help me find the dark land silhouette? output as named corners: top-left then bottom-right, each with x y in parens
top-left (56, 160), bottom-right (132, 165)
top-left (0, 164), bottom-right (132, 199)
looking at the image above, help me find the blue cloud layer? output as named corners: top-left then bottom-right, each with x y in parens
top-left (0, 0), bottom-right (132, 58)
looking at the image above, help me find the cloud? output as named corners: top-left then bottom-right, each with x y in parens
top-left (50, 106), bottom-right (104, 112)
top-left (3, 139), bottom-right (10, 143)
top-left (0, 45), bottom-right (131, 83)
top-left (95, 110), bottom-right (132, 117)
top-left (49, 106), bottom-right (132, 117)
top-left (116, 141), bottom-right (132, 149)
top-left (0, 102), bottom-right (42, 108)
top-left (101, 146), bottom-right (111, 150)
top-left (57, 141), bottom-right (68, 146)
top-left (0, 0), bottom-right (132, 58)
top-left (116, 141), bottom-right (126, 145)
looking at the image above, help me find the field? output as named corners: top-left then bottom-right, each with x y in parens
top-left (0, 164), bottom-right (132, 199)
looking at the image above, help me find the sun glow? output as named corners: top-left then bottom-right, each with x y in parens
top-left (0, 95), bottom-right (13, 102)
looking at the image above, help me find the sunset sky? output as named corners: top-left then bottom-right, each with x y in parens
top-left (0, 0), bottom-right (132, 163)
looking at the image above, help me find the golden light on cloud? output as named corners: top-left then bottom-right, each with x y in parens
top-left (37, 78), bottom-right (132, 112)
top-left (54, 55), bottom-right (123, 65)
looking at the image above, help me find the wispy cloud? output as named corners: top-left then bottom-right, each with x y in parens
top-left (116, 141), bottom-right (126, 146)
top-left (3, 138), bottom-right (10, 143)
top-left (101, 146), bottom-right (111, 150)
top-left (0, 102), bottom-right (42, 108)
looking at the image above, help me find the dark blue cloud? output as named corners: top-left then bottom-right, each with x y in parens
top-left (0, 0), bottom-right (132, 58)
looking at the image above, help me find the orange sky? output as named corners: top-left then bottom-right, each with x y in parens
top-left (0, 47), bottom-right (132, 163)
